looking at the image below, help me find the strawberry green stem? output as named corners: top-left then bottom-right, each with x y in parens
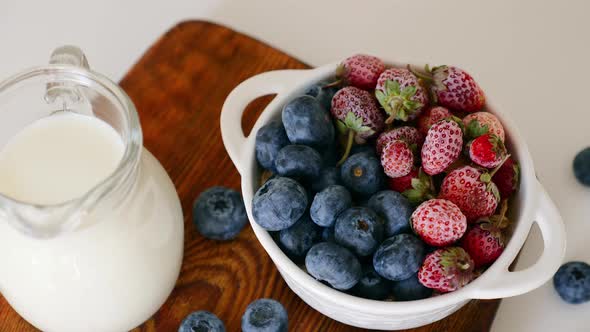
top-left (407, 64), bottom-right (434, 83)
top-left (385, 104), bottom-right (399, 124)
top-left (337, 130), bottom-right (355, 166)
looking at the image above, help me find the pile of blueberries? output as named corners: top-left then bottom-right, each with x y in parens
top-left (252, 82), bottom-right (432, 301)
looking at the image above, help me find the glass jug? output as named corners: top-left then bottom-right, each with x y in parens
top-left (0, 46), bottom-right (184, 332)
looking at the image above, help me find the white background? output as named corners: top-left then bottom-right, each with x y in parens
top-left (1, 0), bottom-right (589, 331)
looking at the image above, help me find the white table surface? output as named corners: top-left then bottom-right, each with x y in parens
top-left (2, 1), bottom-right (589, 331)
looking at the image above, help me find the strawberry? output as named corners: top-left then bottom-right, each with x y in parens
top-left (461, 200), bottom-right (509, 267)
top-left (381, 140), bottom-right (413, 178)
top-left (439, 165), bottom-right (500, 222)
top-left (411, 199), bottom-right (467, 246)
top-left (331, 86), bottom-right (385, 164)
top-left (410, 65), bottom-right (485, 112)
top-left (335, 54), bottom-right (385, 90)
top-left (417, 106), bottom-right (452, 136)
top-left (375, 68), bottom-right (429, 123)
top-left (418, 247), bottom-right (475, 292)
top-left (421, 119), bottom-right (464, 175)
top-left (468, 134), bottom-right (507, 168)
top-left (492, 156), bottom-right (519, 198)
top-left (376, 126), bottom-right (423, 155)
top-left (463, 112), bottom-right (505, 142)
top-left (388, 168), bottom-right (418, 192)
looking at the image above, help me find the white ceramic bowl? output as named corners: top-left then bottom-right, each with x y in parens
top-left (220, 61), bottom-right (567, 330)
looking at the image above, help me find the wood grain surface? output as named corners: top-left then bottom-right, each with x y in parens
top-left (0, 21), bottom-right (500, 332)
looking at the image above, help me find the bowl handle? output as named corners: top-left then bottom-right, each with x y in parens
top-left (220, 69), bottom-right (313, 175)
top-left (468, 180), bottom-right (566, 299)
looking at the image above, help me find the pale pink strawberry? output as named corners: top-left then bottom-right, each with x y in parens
top-left (411, 199), bottom-right (467, 246)
top-left (417, 106), bottom-right (452, 135)
top-left (331, 86), bottom-right (385, 164)
top-left (439, 165), bottom-right (499, 222)
top-left (463, 112), bottom-right (505, 142)
top-left (468, 134), bottom-right (507, 168)
top-left (336, 54), bottom-right (385, 90)
top-left (421, 119), bottom-right (463, 175)
top-left (375, 68), bottom-right (429, 123)
top-left (411, 65), bottom-right (485, 112)
top-left (376, 126), bottom-right (424, 155)
top-left (418, 247), bottom-right (475, 293)
top-left (381, 140), bottom-right (413, 178)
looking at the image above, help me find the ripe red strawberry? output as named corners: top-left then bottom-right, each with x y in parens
top-left (439, 165), bottom-right (499, 222)
top-left (411, 65), bottom-right (485, 112)
top-left (381, 140), bottom-right (413, 178)
top-left (463, 112), bottom-right (505, 142)
top-left (411, 199), bottom-right (467, 246)
top-left (492, 156), bottom-right (519, 198)
top-left (417, 106), bottom-right (452, 136)
top-left (421, 119), bottom-right (463, 175)
top-left (335, 54), bottom-right (386, 90)
top-left (461, 200), bottom-right (509, 267)
top-left (375, 68), bottom-right (429, 123)
top-left (462, 223), bottom-right (504, 268)
top-left (418, 247), bottom-right (475, 292)
top-left (388, 168), bottom-right (418, 192)
top-left (331, 86), bottom-right (385, 164)
top-left (376, 126), bottom-right (424, 155)
top-left (468, 134), bottom-right (507, 168)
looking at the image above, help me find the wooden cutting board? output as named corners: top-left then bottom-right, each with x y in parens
top-left (0, 21), bottom-right (500, 332)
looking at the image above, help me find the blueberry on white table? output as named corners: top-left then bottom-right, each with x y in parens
top-left (573, 147), bottom-right (590, 186)
top-left (553, 261), bottom-right (590, 304)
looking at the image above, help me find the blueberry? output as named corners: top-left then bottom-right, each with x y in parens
top-left (274, 145), bottom-right (322, 179)
top-left (305, 242), bottom-right (362, 290)
top-left (305, 81), bottom-right (340, 111)
top-left (252, 177), bottom-right (308, 231)
top-left (373, 234), bottom-right (426, 281)
top-left (179, 311), bottom-right (226, 332)
top-left (321, 226), bottom-right (336, 242)
top-left (367, 190), bottom-right (413, 236)
top-left (310, 167), bottom-right (341, 193)
top-left (310, 185), bottom-right (352, 227)
top-left (341, 153), bottom-right (384, 196)
top-left (334, 207), bottom-right (384, 257)
top-left (353, 266), bottom-right (391, 300)
top-left (574, 147), bottom-right (590, 186)
top-left (255, 120), bottom-right (290, 172)
top-left (282, 95), bottom-right (335, 148)
top-left (193, 187), bottom-right (248, 240)
top-left (553, 261), bottom-right (590, 304)
top-left (241, 298), bottom-right (288, 332)
top-left (391, 273), bottom-right (433, 301)
top-left (279, 214), bottom-right (321, 257)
